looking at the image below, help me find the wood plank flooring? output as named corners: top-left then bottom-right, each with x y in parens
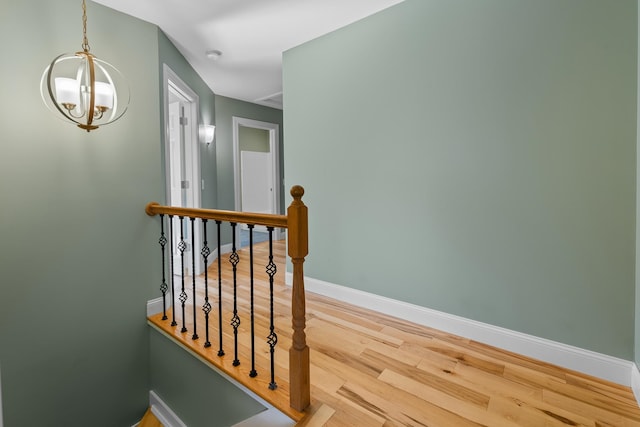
top-left (148, 240), bottom-right (640, 426)
top-left (138, 407), bottom-right (163, 427)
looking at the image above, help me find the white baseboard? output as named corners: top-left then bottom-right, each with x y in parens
top-left (149, 390), bottom-right (187, 427)
top-left (220, 243), bottom-right (233, 256)
top-left (211, 243), bottom-right (234, 260)
top-left (232, 408), bottom-right (295, 427)
top-left (632, 364), bottom-right (640, 405)
top-left (286, 273), bottom-right (634, 386)
top-left (147, 297), bottom-right (164, 316)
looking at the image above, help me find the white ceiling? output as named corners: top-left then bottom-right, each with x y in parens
top-left (93, 0), bottom-right (404, 109)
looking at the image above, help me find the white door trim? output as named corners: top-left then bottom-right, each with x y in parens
top-left (163, 64), bottom-right (203, 274)
top-left (232, 117), bottom-right (281, 241)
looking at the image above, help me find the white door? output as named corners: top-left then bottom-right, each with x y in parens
top-left (241, 151), bottom-right (273, 237)
top-left (232, 117), bottom-right (281, 242)
top-left (164, 65), bottom-right (202, 276)
top-left (241, 151), bottom-right (273, 215)
top-left (168, 99), bottom-right (184, 208)
top-left (168, 93), bottom-right (189, 275)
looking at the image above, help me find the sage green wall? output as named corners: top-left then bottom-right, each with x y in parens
top-left (150, 330), bottom-right (265, 426)
top-left (215, 96), bottom-right (284, 213)
top-left (158, 30), bottom-right (217, 211)
top-left (284, 0), bottom-right (637, 359)
top-left (636, 2), bottom-right (640, 371)
top-left (0, 1), bottom-right (162, 425)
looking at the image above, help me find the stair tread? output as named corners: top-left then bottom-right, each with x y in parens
top-left (139, 407), bottom-right (163, 427)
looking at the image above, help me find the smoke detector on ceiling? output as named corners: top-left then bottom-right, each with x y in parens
top-left (205, 50), bottom-right (222, 60)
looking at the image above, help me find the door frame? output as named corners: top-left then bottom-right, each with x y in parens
top-left (163, 64), bottom-right (203, 274)
top-left (232, 116), bottom-right (281, 241)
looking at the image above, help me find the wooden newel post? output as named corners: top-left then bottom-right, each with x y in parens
top-left (287, 185), bottom-right (310, 411)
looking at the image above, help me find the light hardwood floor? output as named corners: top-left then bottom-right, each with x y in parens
top-left (139, 407), bottom-right (163, 427)
top-left (148, 240), bottom-right (640, 426)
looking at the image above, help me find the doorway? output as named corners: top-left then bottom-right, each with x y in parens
top-left (232, 117), bottom-right (281, 244)
top-left (163, 64), bottom-right (203, 275)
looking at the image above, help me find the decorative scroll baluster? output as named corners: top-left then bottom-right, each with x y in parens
top-left (248, 224), bottom-right (257, 378)
top-left (229, 222), bottom-right (241, 366)
top-left (144, 186), bottom-right (310, 412)
top-left (178, 216), bottom-right (188, 333)
top-left (216, 220), bottom-right (225, 356)
top-left (169, 215), bottom-right (177, 327)
top-left (158, 214), bottom-right (168, 321)
top-left (190, 217), bottom-right (199, 340)
top-left (201, 219), bottom-right (212, 348)
top-left (266, 226), bottom-right (278, 390)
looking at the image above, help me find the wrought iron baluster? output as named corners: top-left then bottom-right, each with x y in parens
top-left (158, 214), bottom-right (168, 321)
top-left (248, 224), bottom-right (257, 378)
top-left (190, 217), bottom-right (199, 340)
top-left (266, 226), bottom-right (278, 390)
top-left (178, 216), bottom-right (188, 333)
top-left (201, 219), bottom-right (212, 348)
top-left (229, 223), bottom-right (241, 366)
top-left (169, 215), bottom-right (177, 327)
top-left (216, 220), bottom-right (224, 356)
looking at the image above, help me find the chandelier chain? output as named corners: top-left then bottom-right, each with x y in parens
top-left (81, 0), bottom-right (90, 52)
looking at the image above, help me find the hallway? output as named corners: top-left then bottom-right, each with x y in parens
top-left (150, 240), bottom-right (640, 426)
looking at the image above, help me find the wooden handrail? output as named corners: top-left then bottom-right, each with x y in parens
top-left (145, 186), bottom-right (310, 412)
top-left (145, 203), bottom-right (288, 229)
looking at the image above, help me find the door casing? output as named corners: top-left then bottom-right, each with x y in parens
top-left (163, 64), bottom-right (203, 275)
top-left (232, 116), bottom-right (281, 241)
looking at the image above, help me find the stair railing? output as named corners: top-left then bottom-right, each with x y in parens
top-left (145, 185), bottom-right (310, 412)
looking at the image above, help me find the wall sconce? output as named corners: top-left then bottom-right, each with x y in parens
top-left (40, 0), bottom-right (129, 132)
top-left (199, 124), bottom-right (215, 146)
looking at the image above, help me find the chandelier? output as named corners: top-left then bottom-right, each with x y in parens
top-left (40, 0), bottom-right (129, 132)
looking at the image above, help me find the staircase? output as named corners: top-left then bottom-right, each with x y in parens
top-left (144, 186), bottom-right (310, 424)
top-left (138, 408), bottom-right (162, 427)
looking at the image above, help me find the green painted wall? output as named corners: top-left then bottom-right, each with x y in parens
top-left (284, 0), bottom-right (637, 359)
top-left (0, 1), bottom-right (162, 425)
top-left (636, 2), bottom-right (640, 371)
top-left (215, 96), bottom-right (284, 213)
top-left (150, 329), bottom-right (265, 426)
top-left (158, 30), bottom-right (217, 211)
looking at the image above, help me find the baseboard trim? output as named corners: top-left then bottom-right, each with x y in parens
top-left (231, 408), bottom-right (296, 427)
top-left (212, 243), bottom-right (234, 260)
top-left (149, 390), bottom-right (187, 427)
top-left (286, 272), bottom-right (634, 386)
top-left (147, 297), bottom-right (164, 316)
top-left (632, 364), bottom-right (640, 405)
